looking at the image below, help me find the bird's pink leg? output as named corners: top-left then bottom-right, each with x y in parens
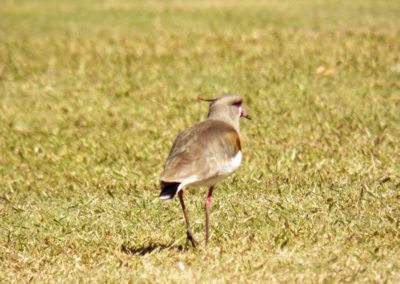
top-left (205, 186), bottom-right (214, 246)
top-left (178, 190), bottom-right (198, 248)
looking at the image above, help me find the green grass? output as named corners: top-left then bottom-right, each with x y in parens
top-left (1, 0), bottom-right (400, 282)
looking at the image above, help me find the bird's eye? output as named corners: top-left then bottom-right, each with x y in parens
top-left (233, 102), bottom-right (242, 107)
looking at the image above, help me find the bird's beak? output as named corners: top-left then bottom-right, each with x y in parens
top-left (241, 109), bottom-right (251, 120)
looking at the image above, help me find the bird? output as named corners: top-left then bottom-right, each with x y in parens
top-left (159, 94), bottom-right (250, 248)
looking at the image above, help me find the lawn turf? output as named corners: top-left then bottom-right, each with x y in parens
top-left (0, 0), bottom-right (400, 282)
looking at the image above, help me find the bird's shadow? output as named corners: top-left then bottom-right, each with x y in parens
top-left (121, 243), bottom-right (184, 256)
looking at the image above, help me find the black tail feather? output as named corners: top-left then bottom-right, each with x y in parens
top-left (159, 182), bottom-right (180, 200)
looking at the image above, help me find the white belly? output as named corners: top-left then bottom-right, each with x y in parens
top-left (220, 151), bottom-right (242, 175)
top-left (184, 151), bottom-right (242, 188)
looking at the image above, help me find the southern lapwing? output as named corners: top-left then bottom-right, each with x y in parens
top-left (159, 94), bottom-right (250, 247)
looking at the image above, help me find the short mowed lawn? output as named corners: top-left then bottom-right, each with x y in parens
top-left (0, 0), bottom-right (399, 282)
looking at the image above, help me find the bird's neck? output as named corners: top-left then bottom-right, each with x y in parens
top-left (207, 106), bottom-right (240, 133)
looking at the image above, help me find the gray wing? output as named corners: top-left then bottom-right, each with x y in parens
top-left (160, 120), bottom-right (241, 183)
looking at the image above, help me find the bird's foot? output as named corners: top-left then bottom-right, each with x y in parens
top-left (185, 232), bottom-right (198, 249)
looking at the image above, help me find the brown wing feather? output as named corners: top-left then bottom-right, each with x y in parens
top-left (160, 120), bottom-right (240, 183)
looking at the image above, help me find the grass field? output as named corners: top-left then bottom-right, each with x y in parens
top-left (1, 0), bottom-right (400, 282)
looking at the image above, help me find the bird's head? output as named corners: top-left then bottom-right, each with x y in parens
top-left (199, 94), bottom-right (250, 132)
